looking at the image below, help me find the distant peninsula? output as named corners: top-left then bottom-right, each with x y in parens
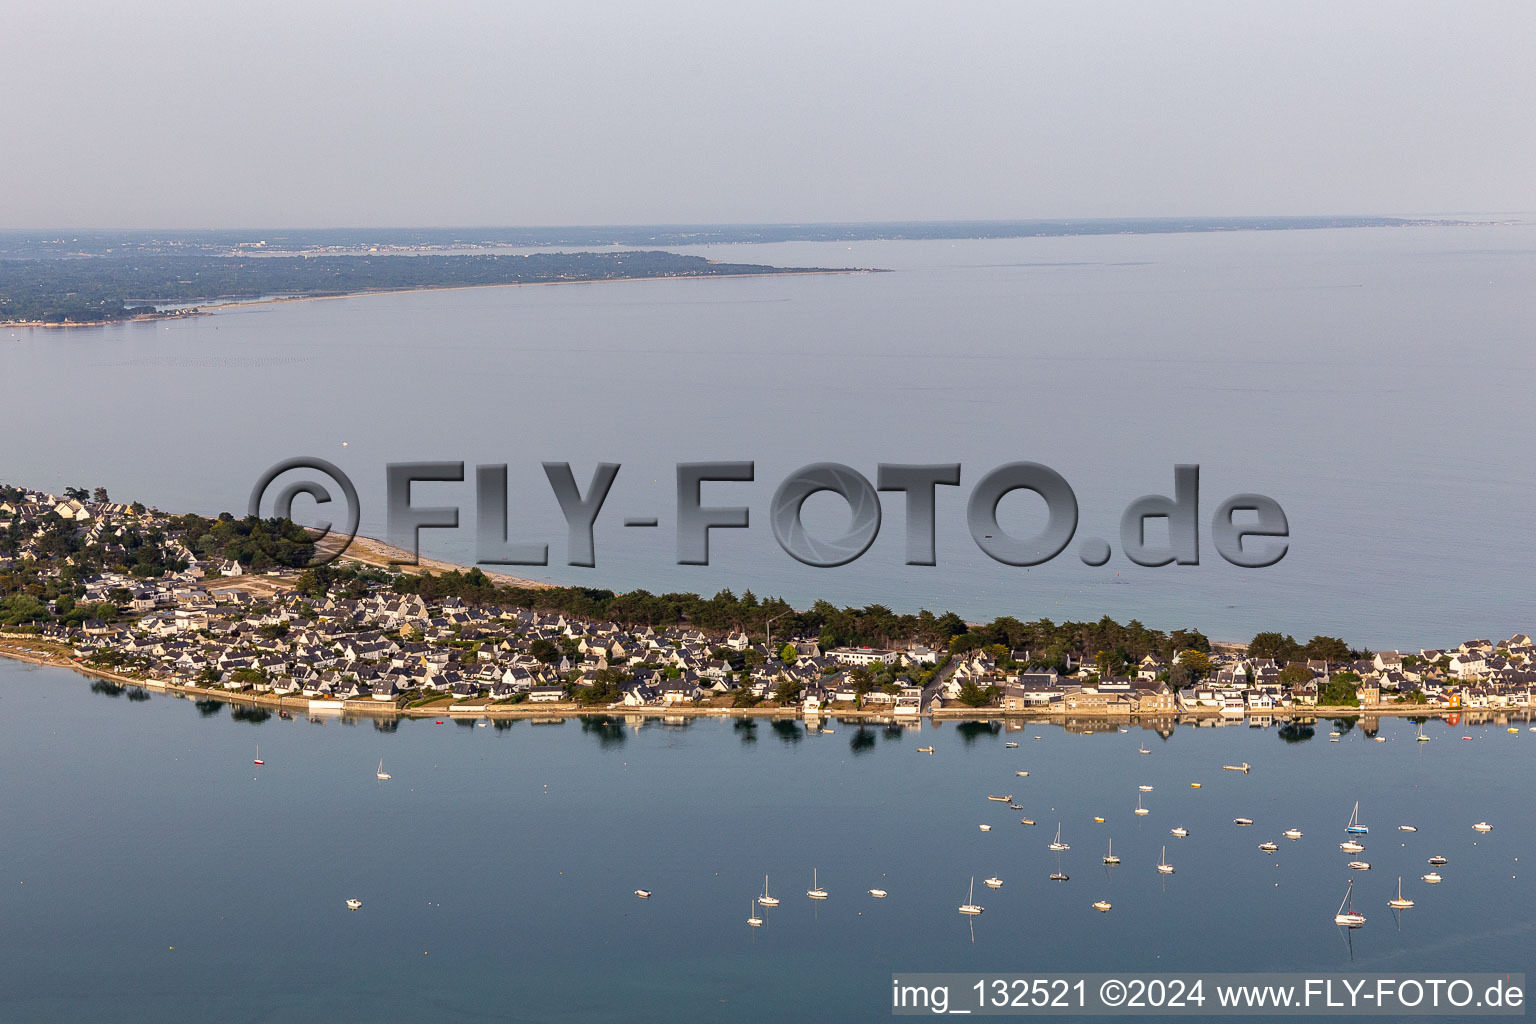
top-left (0, 215), bottom-right (1473, 325)
top-left (0, 250), bottom-right (858, 326)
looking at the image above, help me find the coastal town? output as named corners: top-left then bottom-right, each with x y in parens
top-left (3, 484), bottom-right (1535, 724)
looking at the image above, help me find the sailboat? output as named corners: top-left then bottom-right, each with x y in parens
top-left (1134, 794), bottom-right (1149, 816)
top-left (1157, 845), bottom-right (1174, 874)
top-left (806, 868), bottom-right (828, 900)
top-left (747, 899), bottom-right (763, 927)
top-left (1138, 744), bottom-right (1150, 754)
top-left (1103, 839), bottom-right (1120, 865)
top-left (757, 875), bottom-right (779, 907)
top-left (375, 758), bottom-right (391, 780)
top-left (1334, 879), bottom-right (1366, 927)
top-left (984, 876), bottom-right (1003, 888)
top-left (1388, 876), bottom-right (1414, 909)
top-left (958, 877), bottom-right (984, 915)
top-left (1416, 723), bottom-right (1430, 742)
top-left (1346, 800), bottom-right (1369, 834)
top-left (1049, 823), bottom-right (1070, 851)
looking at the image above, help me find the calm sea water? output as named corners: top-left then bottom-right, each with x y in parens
top-left (4, 224), bottom-right (1535, 646)
top-left (0, 659), bottom-right (1531, 1022)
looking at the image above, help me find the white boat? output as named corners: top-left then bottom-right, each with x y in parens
top-left (978, 824), bottom-right (992, 832)
top-left (1048, 823), bottom-right (1070, 851)
top-left (1373, 736), bottom-right (1386, 742)
top-left (1428, 855), bottom-right (1448, 865)
top-left (1005, 742), bottom-right (1019, 748)
top-left (1138, 744), bottom-right (1150, 754)
top-left (747, 900), bottom-right (763, 927)
top-left (917, 746), bottom-right (934, 754)
top-left (1334, 879), bottom-right (1366, 927)
top-left (1222, 762), bottom-right (1251, 773)
top-left (1348, 860), bottom-right (1371, 870)
top-left (1170, 826), bottom-right (1189, 838)
top-left (1157, 845), bottom-right (1174, 874)
top-left (1340, 840), bottom-right (1365, 853)
top-left (345, 898), bottom-right (362, 910)
top-left (253, 744), bottom-right (264, 766)
top-left (757, 875), bottom-right (779, 907)
top-left (1416, 725), bottom-right (1430, 742)
top-left (984, 876), bottom-right (1003, 888)
top-left (1398, 825), bottom-right (1417, 832)
top-left (634, 889), bottom-right (651, 899)
top-left (1329, 736), bottom-right (1340, 742)
top-left (958, 877), bottom-right (984, 915)
top-left (1138, 785), bottom-right (1153, 792)
top-left (1473, 821), bottom-right (1493, 833)
top-left (1233, 817), bottom-right (1254, 826)
top-left (1258, 841), bottom-right (1279, 852)
top-left (1388, 876), bottom-right (1414, 909)
top-left (1134, 795), bottom-right (1149, 816)
top-left (1092, 900), bottom-right (1112, 912)
top-left (1016, 771), bottom-right (1030, 777)
top-left (987, 794), bottom-right (1013, 802)
top-left (807, 868), bottom-right (828, 900)
top-left (1422, 872), bottom-right (1442, 884)
top-left (1346, 800), bottom-right (1369, 834)
top-left (1103, 840), bottom-right (1120, 865)
top-left (376, 758), bottom-right (391, 780)
top-left (1020, 817), bottom-right (1036, 826)
top-left (1049, 871), bottom-right (1069, 882)
top-left (1283, 828), bottom-right (1303, 840)
top-left (869, 888), bottom-right (888, 898)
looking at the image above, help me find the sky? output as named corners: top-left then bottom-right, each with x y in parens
top-left (3, 0), bottom-right (1533, 229)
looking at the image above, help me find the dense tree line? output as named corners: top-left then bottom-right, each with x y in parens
top-left (0, 251), bottom-right (803, 323)
top-left (168, 514), bottom-right (315, 571)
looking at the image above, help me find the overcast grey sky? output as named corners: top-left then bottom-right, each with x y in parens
top-left (3, 1), bottom-right (1533, 229)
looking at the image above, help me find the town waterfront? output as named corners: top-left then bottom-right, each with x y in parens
top-left (0, 656), bottom-right (1530, 1023)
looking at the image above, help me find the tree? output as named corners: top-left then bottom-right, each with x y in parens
top-left (1302, 636), bottom-right (1352, 661)
top-left (530, 638), bottom-right (561, 664)
top-left (773, 679), bottom-right (803, 705)
top-left (1320, 671), bottom-right (1360, 706)
top-left (1278, 663), bottom-right (1313, 686)
top-left (1177, 650), bottom-right (1212, 679)
top-left (779, 642), bottom-right (798, 664)
top-left (1249, 632), bottom-right (1299, 660)
top-left (954, 679), bottom-right (998, 708)
top-left (92, 487), bottom-right (109, 504)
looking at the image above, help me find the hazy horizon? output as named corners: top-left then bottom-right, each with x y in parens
top-left (5, 2), bottom-right (1532, 230)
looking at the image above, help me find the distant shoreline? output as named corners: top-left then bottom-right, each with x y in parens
top-left (0, 267), bottom-right (872, 329)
